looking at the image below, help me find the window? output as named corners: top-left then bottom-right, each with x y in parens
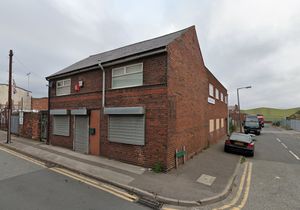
top-left (112, 63), bottom-right (143, 89)
top-left (221, 93), bottom-right (224, 102)
top-left (225, 96), bottom-right (228, 104)
top-left (209, 119), bottom-right (214, 132)
top-left (109, 115), bottom-right (145, 145)
top-left (56, 79), bottom-right (71, 96)
top-left (216, 118), bottom-right (220, 129)
top-left (215, 88), bottom-right (219, 99)
top-left (53, 116), bottom-right (70, 136)
top-left (221, 118), bottom-right (224, 128)
top-left (209, 83), bottom-right (214, 97)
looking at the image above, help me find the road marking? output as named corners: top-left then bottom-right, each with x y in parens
top-left (289, 150), bottom-right (300, 160)
top-left (232, 162), bottom-right (253, 210)
top-left (212, 162), bottom-right (249, 210)
top-left (275, 138), bottom-right (300, 160)
top-left (0, 145), bottom-right (46, 167)
top-left (236, 162), bottom-right (253, 209)
top-left (0, 145), bottom-right (138, 203)
top-left (49, 167), bottom-right (138, 202)
top-left (281, 143), bottom-right (288, 149)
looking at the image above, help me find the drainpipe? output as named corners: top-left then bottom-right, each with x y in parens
top-left (46, 81), bottom-right (50, 145)
top-left (98, 62), bottom-right (105, 108)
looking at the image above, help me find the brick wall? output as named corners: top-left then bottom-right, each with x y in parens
top-left (166, 26), bottom-right (209, 170)
top-left (101, 86), bottom-right (168, 168)
top-left (49, 53), bottom-right (169, 168)
top-left (20, 112), bottom-right (41, 140)
top-left (32, 97), bottom-right (48, 111)
top-left (100, 53), bottom-right (169, 168)
top-left (207, 69), bottom-right (228, 144)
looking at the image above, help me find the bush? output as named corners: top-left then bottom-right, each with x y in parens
top-left (152, 162), bottom-right (163, 173)
top-left (273, 121), bottom-right (280, 126)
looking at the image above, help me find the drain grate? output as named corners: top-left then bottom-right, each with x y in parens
top-left (137, 197), bottom-right (162, 209)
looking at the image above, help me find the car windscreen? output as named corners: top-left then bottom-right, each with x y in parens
top-left (245, 121), bottom-right (259, 127)
top-left (230, 134), bottom-right (251, 142)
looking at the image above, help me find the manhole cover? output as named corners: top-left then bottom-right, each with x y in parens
top-left (197, 174), bottom-right (216, 186)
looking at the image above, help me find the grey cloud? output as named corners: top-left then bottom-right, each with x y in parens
top-left (0, 0), bottom-right (299, 109)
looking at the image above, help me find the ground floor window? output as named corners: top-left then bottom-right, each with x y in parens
top-left (209, 119), bottom-right (214, 132)
top-left (53, 115), bottom-right (70, 136)
top-left (108, 115), bottom-right (145, 145)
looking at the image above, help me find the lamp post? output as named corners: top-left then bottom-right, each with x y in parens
top-left (237, 86), bottom-right (252, 132)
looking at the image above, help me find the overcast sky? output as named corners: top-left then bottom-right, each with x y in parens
top-left (0, 0), bottom-right (299, 109)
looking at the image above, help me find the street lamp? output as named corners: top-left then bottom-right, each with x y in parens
top-left (237, 86), bottom-right (252, 132)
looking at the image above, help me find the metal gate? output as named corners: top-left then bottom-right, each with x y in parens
top-left (11, 115), bottom-right (19, 134)
top-left (74, 116), bottom-right (89, 154)
top-left (40, 111), bottom-right (48, 142)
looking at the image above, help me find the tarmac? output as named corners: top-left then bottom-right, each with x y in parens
top-left (0, 130), bottom-right (241, 207)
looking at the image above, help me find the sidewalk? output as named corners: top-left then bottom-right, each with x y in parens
top-left (0, 130), bottom-right (240, 207)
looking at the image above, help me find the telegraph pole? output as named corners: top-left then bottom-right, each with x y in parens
top-left (6, 50), bottom-right (13, 144)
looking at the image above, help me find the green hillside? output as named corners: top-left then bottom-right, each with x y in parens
top-left (241, 107), bottom-right (300, 122)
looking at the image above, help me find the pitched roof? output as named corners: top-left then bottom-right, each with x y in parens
top-left (47, 26), bottom-right (193, 79)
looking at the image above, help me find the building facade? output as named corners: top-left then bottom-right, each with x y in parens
top-left (46, 26), bottom-right (228, 170)
top-left (0, 84), bottom-right (32, 111)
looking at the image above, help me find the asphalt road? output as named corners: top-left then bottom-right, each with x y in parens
top-left (187, 125), bottom-right (300, 210)
top-left (0, 148), bottom-right (149, 210)
top-left (243, 126), bottom-right (300, 210)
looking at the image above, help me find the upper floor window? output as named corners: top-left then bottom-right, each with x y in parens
top-left (215, 88), bottom-right (219, 99)
top-left (225, 96), bottom-right (228, 104)
top-left (112, 63), bottom-right (143, 89)
top-left (56, 79), bottom-right (71, 96)
top-left (209, 83), bottom-right (214, 97)
top-left (221, 93), bottom-right (224, 102)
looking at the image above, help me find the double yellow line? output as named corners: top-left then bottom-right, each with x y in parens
top-left (213, 161), bottom-right (253, 210)
top-left (0, 145), bottom-right (138, 203)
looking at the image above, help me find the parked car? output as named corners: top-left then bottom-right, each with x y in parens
top-left (224, 132), bottom-right (255, 156)
top-left (257, 114), bottom-right (264, 128)
top-left (244, 115), bottom-right (261, 135)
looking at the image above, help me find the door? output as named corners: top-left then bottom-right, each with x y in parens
top-left (74, 116), bottom-right (89, 154)
top-left (11, 115), bottom-right (19, 134)
top-left (40, 112), bottom-right (48, 142)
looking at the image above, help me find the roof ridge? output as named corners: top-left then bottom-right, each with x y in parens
top-left (89, 25), bottom-right (194, 59)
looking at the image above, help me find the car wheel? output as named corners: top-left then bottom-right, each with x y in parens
top-left (249, 151), bottom-right (254, 157)
top-left (257, 131), bottom-right (261, 135)
top-left (224, 146), bottom-right (228, 153)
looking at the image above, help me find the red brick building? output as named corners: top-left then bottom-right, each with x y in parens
top-left (46, 26), bottom-right (228, 170)
top-left (31, 97), bottom-right (48, 111)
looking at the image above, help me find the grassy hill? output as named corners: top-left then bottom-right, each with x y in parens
top-left (241, 107), bottom-right (300, 122)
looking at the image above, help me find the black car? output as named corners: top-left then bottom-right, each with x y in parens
top-left (244, 120), bottom-right (261, 135)
top-left (224, 132), bottom-right (255, 156)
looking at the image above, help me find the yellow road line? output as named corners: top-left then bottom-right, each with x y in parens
top-left (0, 145), bottom-right (138, 203)
top-left (231, 162), bottom-right (253, 210)
top-left (212, 162), bottom-right (249, 210)
top-left (50, 167), bottom-right (137, 202)
top-left (52, 167), bottom-right (137, 200)
top-left (0, 145), bottom-right (46, 167)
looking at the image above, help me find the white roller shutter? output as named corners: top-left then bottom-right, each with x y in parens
top-left (109, 115), bottom-right (145, 145)
top-left (74, 116), bottom-right (89, 154)
top-left (53, 116), bottom-right (70, 136)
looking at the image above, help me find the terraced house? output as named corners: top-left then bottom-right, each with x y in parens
top-left (46, 26), bottom-right (228, 170)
